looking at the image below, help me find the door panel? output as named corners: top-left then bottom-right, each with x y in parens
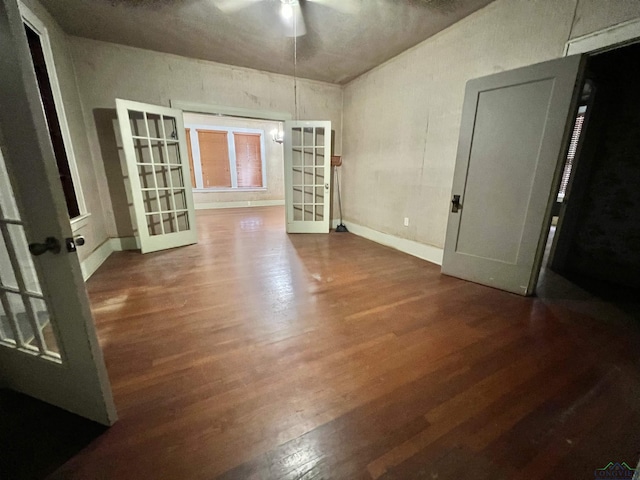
top-left (116, 100), bottom-right (198, 254)
top-left (284, 121), bottom-right (331, 233)
top-left (442, 55), bottom-right (585, 295)
top-left (0, 0), bottom-right (116, 425)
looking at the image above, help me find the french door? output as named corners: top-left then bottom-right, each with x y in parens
top-left (442, 55), bottom-right (585, 295)
top-left (284, 121), bottom-right (332, 233)
top-left (0, 0), bottom-right (116, 425)
top-left (116, 99), bottom-right (198, 254)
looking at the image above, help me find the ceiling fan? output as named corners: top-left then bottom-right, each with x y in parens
top-left (212, 0), bottom-right (360, 37)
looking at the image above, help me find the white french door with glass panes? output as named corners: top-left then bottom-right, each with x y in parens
top-left (116, 99), bottom-right (198, 254)
top-left (284, 121), bottom-right (332, 233)
top-left (0, 0), bottom-right (115, 425)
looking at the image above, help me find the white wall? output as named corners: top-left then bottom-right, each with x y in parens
top-left (572, 0), bottom-right (640, 38)
top-left (68, 38), bottom-right (343, 238)
top-left (341, 0), bottom-right (640, 262)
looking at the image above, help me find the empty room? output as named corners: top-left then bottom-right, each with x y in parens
top-left (1, 0), bottom-right (640, 479)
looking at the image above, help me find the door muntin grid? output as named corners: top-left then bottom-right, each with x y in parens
top-left (128, 110), bottom-right (191, 237)
top-left (291, 126), bottom-right (326, 222)
top-left (0, 149), bottom-right (60, 361)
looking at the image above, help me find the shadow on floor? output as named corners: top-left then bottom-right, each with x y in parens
top-left (0, 389), bottom-right (107, 480)
top-left (537, 225), bottom-right (640, 327)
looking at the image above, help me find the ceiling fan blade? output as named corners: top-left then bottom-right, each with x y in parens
top-left (281, 2), bottom-right (307, 37)
top-left (212, 0), bottom-right (263, 13)
top-left (309, 0), bottom-right (361, 15)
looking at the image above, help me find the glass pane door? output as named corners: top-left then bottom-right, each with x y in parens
top-left (116, 100), bottom-right (197, 254)
top-left (0, 150), bottom-right (60, 360)
top-left (285, 121), bottom-right (331, 233)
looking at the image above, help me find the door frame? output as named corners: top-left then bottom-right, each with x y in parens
top-left (170, 101), bottom-right (292, 123)
top-left (565, 17), bottom-right (640, 57)
top-left (544, 23), bottom-right (640, 276)
top-left (171, 101), bottom-right (290, 212)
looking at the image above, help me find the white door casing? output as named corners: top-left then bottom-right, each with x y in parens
top-left (284, 121), bottom-right (332, 234)
top-left (0, 0), bottom-right (116, 425)
top-left (116, 99), bottom-right (198, 254)
top-left (441, 55), bottom-right (586, 296)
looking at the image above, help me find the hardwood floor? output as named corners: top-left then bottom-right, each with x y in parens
top-left (48, 206), bottom-right (640, 479)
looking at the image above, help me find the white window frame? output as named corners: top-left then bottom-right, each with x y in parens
top-left (186, 124), bottom-right (267, 192)
top-left (18, 1), bottom-right (88, 224)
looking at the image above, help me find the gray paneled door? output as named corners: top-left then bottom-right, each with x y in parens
top-left (442, 55), bottom-right (586, 296)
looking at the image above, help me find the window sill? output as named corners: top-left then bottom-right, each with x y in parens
top-left (70, 212), bottom-right (91, 232)
top-left (193, 188), bottom-right (267, 193)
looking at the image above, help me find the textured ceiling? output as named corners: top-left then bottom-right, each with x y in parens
top-left (40, 0), bottom-right (495, 84)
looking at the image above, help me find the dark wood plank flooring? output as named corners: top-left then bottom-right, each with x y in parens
top-left (47, 206), bottom-right (640, 479)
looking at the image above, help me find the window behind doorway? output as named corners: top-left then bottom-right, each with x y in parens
top-left (184, 123), bottom-right (266, 190)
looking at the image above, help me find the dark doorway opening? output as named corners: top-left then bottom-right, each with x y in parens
top-left (541, 42), bottom-right (640, 315)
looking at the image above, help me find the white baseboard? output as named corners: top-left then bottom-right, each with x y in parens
top-left (111, 236), bottom-right (139, 251)
top-left (80, 236), bottom-right (140, 280)
top-left (332, 219), bottom-right (444, 266)
top-left (195, 199), bottom-right (285, 210)
top-left (80, 239), bottom-right (113, 280)
top-left (81, 220), bottom-right (443, 281)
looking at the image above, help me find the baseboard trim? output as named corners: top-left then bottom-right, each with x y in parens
top-left (80, 239), bottom-right (113, 280)
top-left (332, 220), bottom-right (444, 266)
top-left (111, 236), bottom-right (139, 251)
top-left (81, 220), bottom-right (443, 280)
top-left (195, 199), bottom-right (285, 210)
top-left (80, 236), bottom-right (141, 280)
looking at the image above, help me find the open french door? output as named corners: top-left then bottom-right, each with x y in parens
top-left (116, 99), bottom-right (197, 254)
top-left (442, 55), bottom-right (586, 296)
top-left (284, 121), bottom-right (332, 233)
top-left (0, 0), bottom-right (116, 425)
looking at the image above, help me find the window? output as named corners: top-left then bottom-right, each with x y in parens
top-left (557, 105), bottom-right (587, 202)
top-left (20, 5), bottom-right (86, 219)
top-left (184, 124), bottom-right (266, 190)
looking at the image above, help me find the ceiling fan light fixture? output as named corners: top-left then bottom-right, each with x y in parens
top-left (279, 0), bottom-right (306, 37)
top-left (280, 2), bottom-right (293, 20)
top-left (280, 0), bottom-right (298, 18)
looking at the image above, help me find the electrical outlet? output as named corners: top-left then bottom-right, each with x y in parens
top-left (403, 217), bottom-right (409, 227)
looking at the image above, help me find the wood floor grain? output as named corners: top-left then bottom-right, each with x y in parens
top-left (49, 206), bottom-right (640, 480)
